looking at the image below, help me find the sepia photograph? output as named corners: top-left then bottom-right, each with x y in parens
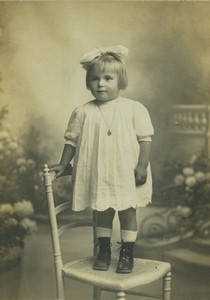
top-left (0, 1), bottom-right (210, 299)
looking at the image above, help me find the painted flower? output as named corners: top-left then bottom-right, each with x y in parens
top-left (14, 200), bottom-right (34, 218)
top-left (26, 159), bottom-right (36, 170)
top-left (174, 174), bottom-right (185, 186)
top-left (194, 171), bottom-right (206, 182)
top-left (0, 130), bottom-right (10, 141)
top-left (182, 167), bottom-right (194, 176)
top-left (8, 141), bottom-right (18, 150)
top-left (18, 166), bottom-right (27, 174)
top-left (19, 218), bottom-right (37, 234)
top-left (185, 176), bottom-right (197, 187)
top-left (189, 155), bottom-right (197, 164)
top-left (0, 203), bottom-right (14, 217)
top-left (38, 171), bottom-right (43, 178)
top-left (33, 185), bottom-right (39, 191)
top-left (176, 206), bottom-right (192, 217)
top-left (4, 217), bottom-right (18, 227)
top-left (16, 157), bottom-right (27, 166)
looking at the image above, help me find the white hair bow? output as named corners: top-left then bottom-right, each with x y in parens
top-left (80, 45), bottom-right (128, 70)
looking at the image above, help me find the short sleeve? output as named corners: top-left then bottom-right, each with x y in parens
top-left (64, 106), bottom-right (84, 147)
top-left (133, 101), bottom-right (154, 142)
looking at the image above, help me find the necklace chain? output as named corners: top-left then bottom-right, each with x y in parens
top-left (96, 99), bottom-right (118, 136)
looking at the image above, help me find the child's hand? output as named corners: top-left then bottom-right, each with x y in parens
top-left (134, 165), bottom-right (147, 186)
top-left (49, 164), bottom-right (66, 178)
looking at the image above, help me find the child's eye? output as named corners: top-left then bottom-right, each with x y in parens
top-left (90, 77), bottom-right (98, 81)
top-left (105, 76), bottom-right (112, 81)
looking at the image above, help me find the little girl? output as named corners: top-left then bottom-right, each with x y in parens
top-left (50, 45), bottom-right (154, 274)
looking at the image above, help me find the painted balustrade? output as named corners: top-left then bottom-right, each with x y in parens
top-left (168, 104), bottom-right (210, 159)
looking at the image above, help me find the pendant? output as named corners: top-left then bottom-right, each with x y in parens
top-left (107, 130), bottom-right (112, 136)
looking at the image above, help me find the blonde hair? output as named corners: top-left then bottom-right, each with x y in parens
top-left (86, 54), bottom-right (128, 90)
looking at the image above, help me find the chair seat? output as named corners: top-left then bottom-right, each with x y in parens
top-left (62, 256), bottom-right (171, 291)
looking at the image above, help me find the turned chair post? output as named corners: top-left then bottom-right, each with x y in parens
top-left (43, 165), bottom-right (65, 300)
top-left (163, 272), bottom-right (172, 300)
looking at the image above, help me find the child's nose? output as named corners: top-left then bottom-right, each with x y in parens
top-left (98, 79), bottom-right (104, 87)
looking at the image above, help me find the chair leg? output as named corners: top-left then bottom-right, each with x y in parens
top-left (56, 275), bottom-right (65, 300)
top-left (163, 272), bottom-right (172, 300)
top-left (54, 258), bottom-right (65, 300)
top-left (93, 286), bottom-right (102, 300)
top-left (116, 291), bottom-right (126, 300)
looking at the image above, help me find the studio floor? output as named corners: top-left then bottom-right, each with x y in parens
top-left (0, 222), bottom-right (209, 300)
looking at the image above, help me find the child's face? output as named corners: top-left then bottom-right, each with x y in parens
top-left (88, 68), bottom-right (120, 101)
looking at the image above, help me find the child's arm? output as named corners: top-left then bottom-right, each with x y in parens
top-left (134, 141), bottom-right (151, 186)
top-left (49, 144), bottom-right (76, 177)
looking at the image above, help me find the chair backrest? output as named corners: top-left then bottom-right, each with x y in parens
top-left (43, 164), bottom-right (98, 268)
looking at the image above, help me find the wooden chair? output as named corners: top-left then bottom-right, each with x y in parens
top-left (43, 164), bottom-right (172, 300)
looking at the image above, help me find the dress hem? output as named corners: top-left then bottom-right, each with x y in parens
top-left (71, 201), bottom-right (152, 212)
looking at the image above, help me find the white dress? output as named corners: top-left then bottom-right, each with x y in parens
top-left (64, 97), bottom-right (154, 211)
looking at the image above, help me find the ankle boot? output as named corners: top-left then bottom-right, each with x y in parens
top-left (116, 242), bottom-right (134, 274)
top-left (94, 237), bottom-right (111, 271)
